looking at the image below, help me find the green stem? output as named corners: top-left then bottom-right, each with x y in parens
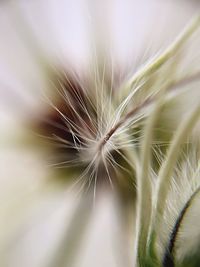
top-left (122, 15), bottom-right (200, 99)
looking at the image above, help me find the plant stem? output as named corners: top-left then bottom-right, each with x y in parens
top-left (122, 15), bottom-right (200, 99)
top-left (98, 72), bottom-right (200, 152)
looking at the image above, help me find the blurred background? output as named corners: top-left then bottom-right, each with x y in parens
top-left (1, 1), bottom-right (200, 267)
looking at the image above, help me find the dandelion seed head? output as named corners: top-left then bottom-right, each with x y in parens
top-left (29, 64), bottom-right (136, 195)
